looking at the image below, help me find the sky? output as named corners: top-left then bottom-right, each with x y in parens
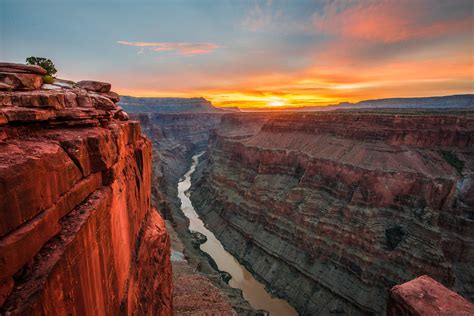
top-left (1, 0), bottom-right (473, 108)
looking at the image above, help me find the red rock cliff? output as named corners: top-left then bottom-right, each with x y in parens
top-left (0, 63), bottom-right (172, 315)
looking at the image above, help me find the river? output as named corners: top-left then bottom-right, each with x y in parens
top-left (177, 153), bottom-right (298, 316)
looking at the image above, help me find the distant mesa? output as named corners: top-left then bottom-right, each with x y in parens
top-left (119, 96), bottom-right (222, 114)
top-left (234, 94), bottom-right (474, 112)
top-left (333, 94), bottom-right (474, 110)
top-left (219, 106), bottom-right (241, 112)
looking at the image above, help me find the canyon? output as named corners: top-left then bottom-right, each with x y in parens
top-left (1, 61), bottom-right (473, 315)
top-left (190, 111), bottom-right (474, 315)
top-left (129, 110), bottom-right (257, 314)
top-left (126, 98), bottom-right (474, 315)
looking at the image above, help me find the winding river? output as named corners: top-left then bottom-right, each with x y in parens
top-left (178, 153), bottom-right (298, 316)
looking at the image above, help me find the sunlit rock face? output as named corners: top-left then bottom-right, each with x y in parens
top-left (190, 112), bottom-right (474, 315)
top-left (388, 275), bottom-right (474, 315)
top-left (0, 63), bottom-right (172, 315)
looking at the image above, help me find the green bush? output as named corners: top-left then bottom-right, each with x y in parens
top-left (43, 75), bottom-right (54, 84)
top-left (441, 150), bottom-right (464, 174)
top-left (26, 56), bottom-right (57, 76)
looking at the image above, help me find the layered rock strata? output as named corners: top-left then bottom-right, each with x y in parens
top-left (0, 64), bottom-right (172, 315)
top-left (128, 111), bottom-right (256, 314)
top-left (190, 112), bottom-right (474, 315)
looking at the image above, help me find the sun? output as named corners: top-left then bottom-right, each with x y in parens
top-left (267, 98), bottom-right (286, 107)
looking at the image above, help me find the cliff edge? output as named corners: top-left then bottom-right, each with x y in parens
top-left (0, 62), bottom-right (172, 315)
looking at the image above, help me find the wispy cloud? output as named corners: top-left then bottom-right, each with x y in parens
top-left (241, 0), bottom-right (310, 34)
top-left (117, 41), bottom-right (223, 56)
top-left (242, 0), bottom-right (278, 31)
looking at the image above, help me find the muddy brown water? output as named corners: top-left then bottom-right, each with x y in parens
top-left (178, 153), bottom-right (298, 316)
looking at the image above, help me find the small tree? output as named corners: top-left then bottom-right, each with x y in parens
top-left (26, 56), bottom-right (57, 76)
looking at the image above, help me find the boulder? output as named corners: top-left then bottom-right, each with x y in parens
top-left (100, 91), bottom-right (120, 103)
top-left (0, 62), bottom-right (47, 75)
top-left (114, 110), bottom-right (129, 121)
top-left (75, 80), bottom-right (111, 93)
top-left (388, 275), bottom-right (474, 315)
top-left (91, 94), bottom-right (116, 110)
top-left (0, 72), bottom-right (43, 90)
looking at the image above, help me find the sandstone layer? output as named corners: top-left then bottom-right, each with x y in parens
top-left (190, 111), bottom-right (474, 315)
top-left (0, 64), bottom-right (172, 315)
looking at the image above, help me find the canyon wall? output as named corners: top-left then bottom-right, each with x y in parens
top-left (132, 112), bottom-right (223, 220)
top-left (190, 112), bottom-right (474, 315)
top-left (0, 64), bottom-right (172, 315)
top-left (128, 111), bottom-right (256, 314)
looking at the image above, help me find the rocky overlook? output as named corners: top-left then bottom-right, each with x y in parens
top-left (0, 63), bottom-right (172, 315)
top-left (190, 111), bottom-right (474, 315)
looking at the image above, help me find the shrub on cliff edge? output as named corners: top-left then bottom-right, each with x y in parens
top-left (26, 56), bottom-right (57, 76)
top-left (43, 75), bottom-right (54, 84)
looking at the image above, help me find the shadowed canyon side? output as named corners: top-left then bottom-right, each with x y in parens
top-left (126, 104), bottom-right (260, 314)
top-left (0, 63), bottom-right (172, 315)
top-left (190, 111), bottom-right (474, 315)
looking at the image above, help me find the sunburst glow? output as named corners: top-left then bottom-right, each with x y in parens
top-left (267, 98), bottom-right (286, 107)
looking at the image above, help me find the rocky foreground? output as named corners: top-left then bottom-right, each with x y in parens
top-left (190, 111), bottom-right (474, 315)
top-left (0, 63), bottom-right (172, 314)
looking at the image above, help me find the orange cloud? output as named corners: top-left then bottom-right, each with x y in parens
top-left (117, 41), bottom-right (223, 56)
top-left (107, 46), bottom-right (472, 108)
top-left (314, 1), bottom-right (471, 43)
